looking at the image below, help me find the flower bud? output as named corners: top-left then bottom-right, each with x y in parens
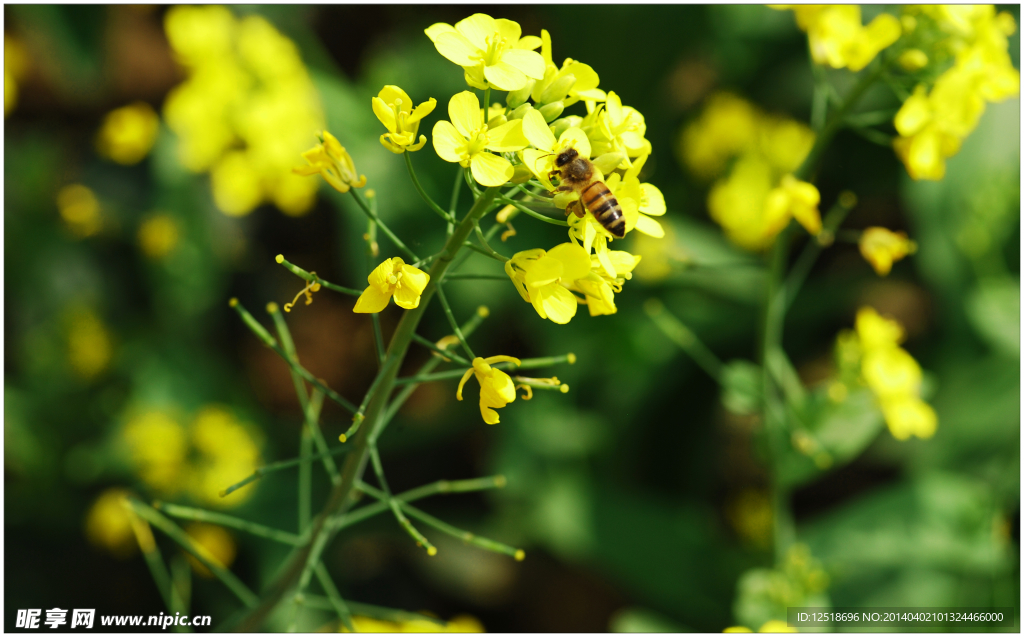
top-left (506, 81), bottom-right (534, 109)
top-left (539, 101), bottom-right (564, 122)
top-left (539, 74), bottom-right (576, 105)
top-left (511, 163), bottom-right (533, 184)
top-left (592, 152), bottom-right (625, 175)
top-left (510, 103), bottom-right (534, 120)
top-left (897, 49), bottom-right (928, 72)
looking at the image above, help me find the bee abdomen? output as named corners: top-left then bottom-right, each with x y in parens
top-left (582, 182), bottom-right (625, 238)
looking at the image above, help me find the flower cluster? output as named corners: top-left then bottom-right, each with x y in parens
top-left (893, 6), bottom-right (1020, 180)
top-left (122, 405), bottom-right (262, 506)
top-left (773, 5), bottom-right (901, 72)
top-left (681, 93), bottom-right (820, 251)
top-left (95, 102), bottom-right (160, 165)
top-left (835, 307), bottom-right (937, 440)
top-left (163, 6), bottom-right (324, 216)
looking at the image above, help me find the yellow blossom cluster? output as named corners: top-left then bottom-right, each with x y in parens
top-left (836, 307), bottom-right (937, 440)
top-left (121, 405), bottom-right (262, 506)
top-left (773, 5), bottom-right (901, 72)
top-left (858, 227), bottom-right (916, 276)
top-left (341, 614), bottom-right (484, 633)
top-left (893, 6), bottom-right (1020, 180)
top-left (95, 102), bottom-right (160, 165)
top-left (163, 6), bottom-right (325, 216)
top-left (681, 93), bottom-right (820, 251)
top-left (5, 34), bottom-right (29, 117)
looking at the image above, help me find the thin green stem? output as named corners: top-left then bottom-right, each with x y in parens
top-left (370, 315), bottom-right (387, 367)
top-left (313, 563), bottom-right (354, 632)
top-left (434, 284), bottom-right (476, 360)
top-left (497, 196), bottom-right (570, 226)
top-left (447, 168), bottom-right (462, 237)
top-left (170, 555), bottom-right (192, 627)
top-left (473, 221), bottom-right (509, 261)
top-left (236, 186), bottom-right (502, 631)
top-left (460, 240), bottom-right (507, 262)
top-left (368, 444), bottom-right (436, 555)
top-left (348, 189), bottom-right (419, 262)
top-left (405, 152), bottom-right (454, 222)
top-left (410, 333), bottom-right (471, 366)
top-left (305, 390), bottom-right (341, 486)
top-left (220, 444), bottom-right (349, 497)
top-left (155, 502), bottom-right (302, 546)
top-left (781, 195), bottom-right (857, 312)
top-left (275, 256), bottom-right (362, 296)
top-left (442, 272), bottom-right (507, 280)
top-left (643, 298), bottom-right (724, 383)
top-left (358, 482), bottom-right (523, 560)
top-left (394, 353), bottom-right (576, 385)
top-left (300, 596), bottom-right (444, 626)
top-left (463, 166), bottom-right (482, 197)
top-left (126, 499), bottom-right (259, 608)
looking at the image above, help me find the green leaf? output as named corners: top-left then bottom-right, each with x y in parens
top-left (966, 279), bottom-right (1020, 357)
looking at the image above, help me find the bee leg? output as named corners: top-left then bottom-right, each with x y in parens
top-left (571, 200), bottom-right (586, 218)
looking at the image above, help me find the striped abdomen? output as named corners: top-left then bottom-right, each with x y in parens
top-left (581, 181), bottom-right (625, 238)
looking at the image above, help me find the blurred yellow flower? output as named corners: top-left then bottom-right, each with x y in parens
top-left (842, 307), bottom-right (937, 441)
top-left (67, 307), bottom-right (112, 380)
top-left (137, 214), bottom-right (181, 259)
top-left (858, 227), bottom-right (916, 276)
top-left (84, 488), bottom-right (137, 559)
top-left (432, 91), bottom-right (528, 187)
top-left (775, 5), bottom-right (900, 71)
top-left (57, 184), bottom-right (102, 238)
top-left (372, 85), bottom-right (436, 153)
top-left (188, 406), bottom-right (262, 507)
top-left (5, 34), bottom-right (29, 117)
top-left (294, 131), bottom-right (367, 194)
top-left (163, 7), bottom-right (324, 216)
top-left (342, 614), bottom-right (484, 633)
top-left (505, 243), bottom-right (591, 324)
top-left (96, 102), bottom-right (160, 165)
top-left (680, 92), bottom-right (760, 180)
top-left (123, 411), bottom-right (189, 494)
top-left (184, 522), bottom-right (237, 578)
top-left (354, 257), bottom-right (430, 313)
top-left (457, 355), bottom-right (521, 424)
top-left (425, 14), bottom-right (544, 91)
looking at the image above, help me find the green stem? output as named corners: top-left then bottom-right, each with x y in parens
top-left (405, 152), bottom-right (454, 222)
top-left (447, 168), bottom-right (462, 237)
top-left (347, 189), bottom-right (419, 262)
top-left (235, 186), bottom-right (501, 631)
top-left (368, 444), bottom-right (436, 554)
top-left (410, 333), bottom-right (471, 366)
top-left (643, 298), bottom-right (724, 382)
top-left (443, 273), bottom-right (507, 280)
top-left (434, 284), bottom-right (476, 360)
top-left (781, 194), bottom-right (857, 312)
top-left (275, 256), bottom-right (362, 296)
top-left (461, 240), bottom-right (507, 261)
top-left (126, 499), bottom-right (259, 608)
top-left (155, 502), bottom-right (302, 546)
top-left (220, 444), bottom-right (349, 497)
top-left (497, 196), bottom-right (570, 227)
top-left (313, 564), bottom-right (354, 632)
top-left (300, 597), bottom-right (444, 626)
top-left (473, 222), bottom-right (509, 261)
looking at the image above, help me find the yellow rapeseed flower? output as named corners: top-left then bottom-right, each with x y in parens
top-left (569, 250), bottom-right (643, 317)
top-left (84, 488), bottom-right (137, 559)
top-left (425, 14), bottom-right (544, 91)
top-left (432, 91), bottom-right (529, 187)
top-left (184, 522), bottom-right (237, 578)
top-left (188, 406), bottom-right (262, 507)
top-left (57, 184), bottom-right (102, 238)
top-left (775, 5), bottom-right (901, 72)
top-left (294, 131), bottom-right (367, 194)
top-left (123, 411), bottom-right (189, 494)
top-left (342, 614), bottom-right (484, 633)
top-left (372, 85), bottom-right (436, 153)
top-left (858, 227), bottom-right (916, 276)
top-left (138, 214), bottom-right (180, 259)
top-left (5, 34), bottom-right (29, 117)
top-left (67, 308), bottom-right (113, 380)
top-left (582, 91), bottom-right (652, 169)
top-left (616, 154), bottom-right (667, 238)
top-left (521, 109), bottom-right (592, 189)
top-left (457, 355), bottom-right (521, 424)
top-left (354, 257), bottom-right (430, 313)
top-left (681, 92), bottom-right (761, 180)
top-left (505, 243), bottom-right (591, 324)
top-left (96, 102), bottom-right (160, 165)
top-left (527, 29), bottom-right (606, 111)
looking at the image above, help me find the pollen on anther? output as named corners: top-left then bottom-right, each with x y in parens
top-left (275, 254), bottom-right (285, 264)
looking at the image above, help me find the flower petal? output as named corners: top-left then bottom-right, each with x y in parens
top-left (371, 96), bottom-right (396, 133)
top-left (455, 13), bottom-right (495, 50)
top-left (470, 152), bottom-right (513, 187)
top-left (524, 254), bottom-right (564, 289)
top-left (434, 31), bottom-right (479, 68)
top-left (522, 109), bottom-right (556, 151)
top-left (424, 22), bottom-right (457, 43)
top-left (449, 91), bottom-right (483, 138)
top-left (367, 258), bottom-right (395, 290)
top-left (500, 49), bottom-right (545, 80)
top-left (377, 85), bottom-right (411, 108)
top-left (432, 120), bottom-right (466, 163)
top-left (484, 61), bottom-right (528, 92)
top-left (547, 242), bottom-right (592, 282)
top-left (399, 264), bottom-right (430, 296)
top-left (533, 284), bottom-right (578, 324)
top-left (557, 127), bottom-right (592, 159)
top-left (353, 285), bottom-right (392, 313)
top-left (393, 283), bottom-right (422, 309)
top-left (485, 119), bottom-right (529, 152)
top-left (640, 183), bottom-right (666, 215)
top-left (406, 97), bottom-right (437, 125)
top-left (635, 213), bottom-right (665, 238)
top-left (494, 18), bottom-right (522, 45)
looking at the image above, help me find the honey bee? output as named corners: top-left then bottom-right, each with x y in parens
top-left (549, 148), bottom-right (625, 238)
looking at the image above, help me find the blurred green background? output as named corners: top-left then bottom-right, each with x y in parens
top-left (4, 4), bottom-right (1019, 632)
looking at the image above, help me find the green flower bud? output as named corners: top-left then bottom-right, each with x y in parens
top-left (507, 81), bottom-right (534, 109)
top-left (539, 101), bottom-right (564, 123)
top-left (510, 103), bottom-right (534, 120)
top-left (539, 74), bottom-right (576, 105)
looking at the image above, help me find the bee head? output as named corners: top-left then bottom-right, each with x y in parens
top-left (555, 148), bottom-right (578, 168)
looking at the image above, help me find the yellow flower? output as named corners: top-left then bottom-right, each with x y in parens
top-left (520, 109), bottom-right (592, 189)
top-left (505, 243), bottom-right (591, 324)
top-left (354, 257), bottom-right (430, 313)
top-left (855, 306), bottom-right (905, 350)
top-left (775, 5), bottom-right (901, 72)
top-left (879, 394), bottom-right (938, 440)
top-left (569, 250), bottom-right (643, 317)
top-left (138, 214), bottom-right (180, 259)
top-left (764, 175), bottom-right (822, 237)
top-left (67, 307), bottom-right (112, 380)
top-left (211, 150), bottom-right (263, 216)
top-left (527, 29), bottom-right (606, 110)
top-left (84, 488), bottom-right (137, 559)
top-left (123, 411), bottom-right (189, 494)
top-left (294, 131), bottom-right (367, 194)
top-left (582, 91), bottom-right (652, 169)
top-left (188, 406), bottom-right (262, 507)
top-left (862, 346), bottom-right (922, 399)
top-left (680, 92), bottom-right (761, 180)
top-left (57, 184), bottom-right (102, 238)
top-left (184, 522), bottom-right (237, 578)
top-left (456, 355), bottom-right (521, 424)
top-left (5, 34), bottom-right (29, 116)
top-left (372, 85), bottom-right (436, 153)
top-left (343, 614), bottom-right (484, 633)
top-left (425, 14), bottom-right (544, 91)
top-left (859, 227), bottom-right (916, 276)
top-left (724, 621), bottom-right (797, 633)
top-left (616, 154), bottom-right (667, 238)
top-left (96, 102), bottom-right (161, 165)
top-left (432, 91), bottom-right (528, 187)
